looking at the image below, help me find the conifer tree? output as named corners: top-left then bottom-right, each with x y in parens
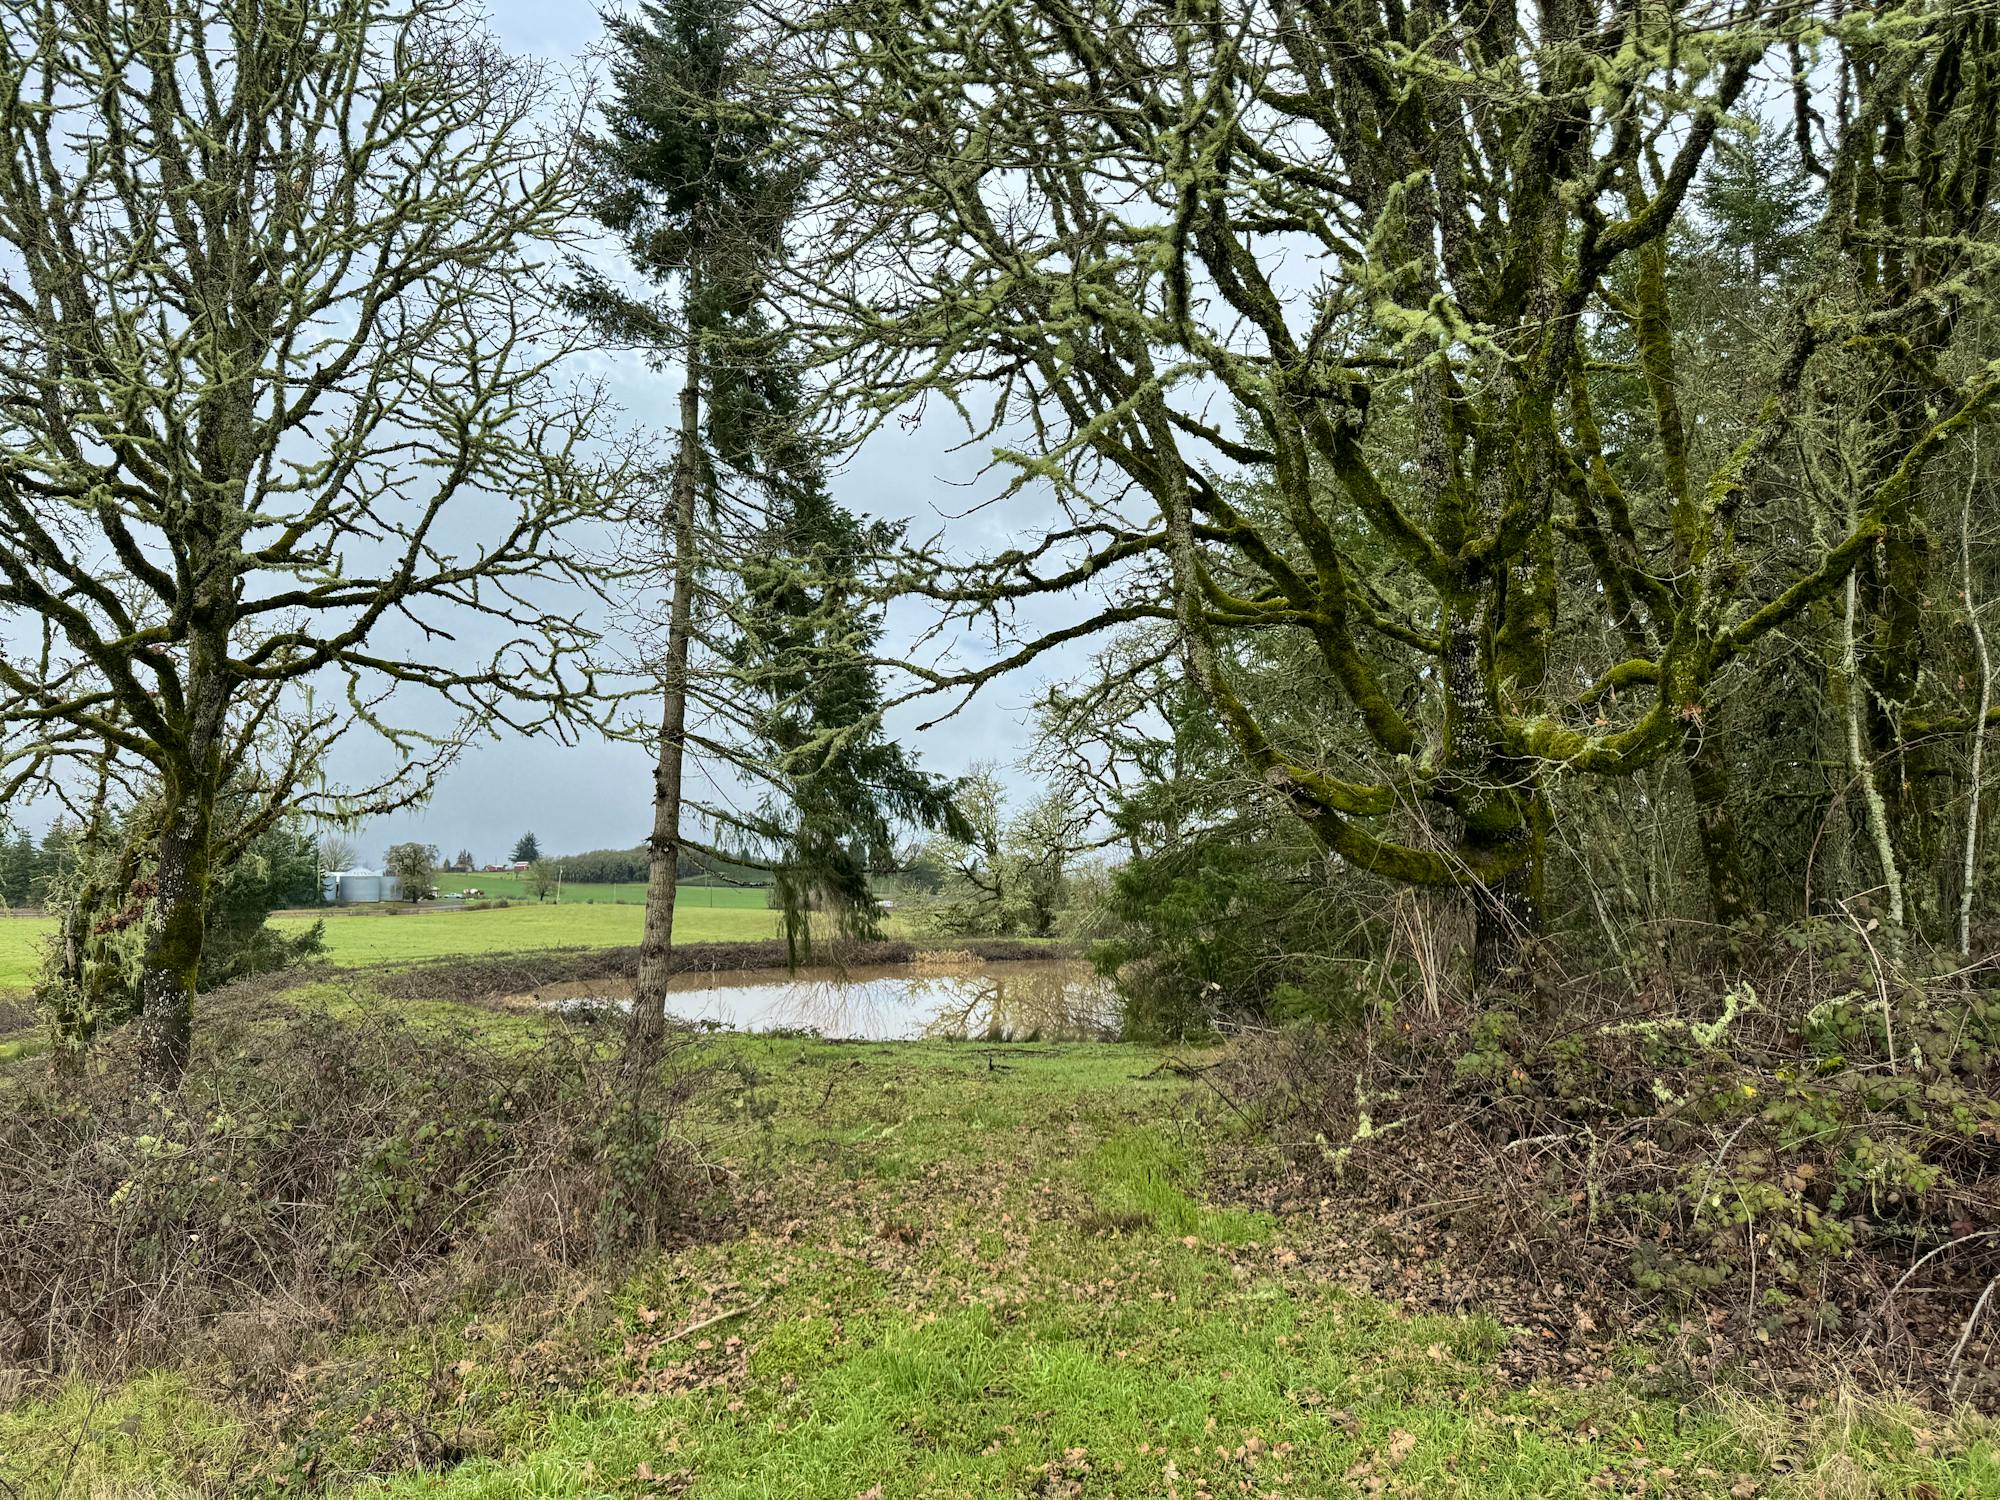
top-left (579, 0), bottom-right (958, 1058)
top-left (728, 472), bottom-right (964, 961)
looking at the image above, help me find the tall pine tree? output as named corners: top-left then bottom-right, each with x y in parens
top-left (578, 0), bottom-right (958, 1056)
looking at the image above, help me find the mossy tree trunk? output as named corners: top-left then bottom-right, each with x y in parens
top-left (780, 0), bottom-right (2000, 980)
top-left (136, 616), bottom-right (230, 1089)
top-left (136, 767), bottom-right (217, 1087)
top-left (628, 359), bottom-right (703, 1069)
top-left (1829, 7), bottom-right (2000, 940)
top-left (1632, 231), bottom-right (1750, 929)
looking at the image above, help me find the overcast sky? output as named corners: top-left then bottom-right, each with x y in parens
top-left (334, 1), bottom-right (1079, 868)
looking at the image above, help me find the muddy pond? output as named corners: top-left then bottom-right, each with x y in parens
top-left (522, 957), bottom-right (1119, 1041)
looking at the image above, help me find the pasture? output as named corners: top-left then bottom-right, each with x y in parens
top-left (433, 871), bottom-right (772, 905)
top-left (0, 916), bottom-right (42, 992)
top-left (0, 895), bottom-right (803, 994)
top-left (273, 900), bottom-right (785, 967)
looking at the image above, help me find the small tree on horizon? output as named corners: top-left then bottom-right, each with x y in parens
top-left (527, 858), bottom-right (561, 902)
top-left (511, 833), bottom-right (542, 864)
top-left (316, 835), bottom-right (358, 875)
top-left (383, 844), bottom-right (440, 903)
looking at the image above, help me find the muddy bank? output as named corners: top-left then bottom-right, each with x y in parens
top-left (369, 937), bottom-right (1081, 1004)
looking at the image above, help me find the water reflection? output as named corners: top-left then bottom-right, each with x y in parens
top-left (526, 959), bottom-right (1117, 1041)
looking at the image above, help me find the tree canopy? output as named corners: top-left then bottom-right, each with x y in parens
top-left (0, 0), bottom-right (625, 1079)
top-left (765, 0), bottom-right (2000, 965)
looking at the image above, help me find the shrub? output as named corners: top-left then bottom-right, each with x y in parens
top-left (1092, 835), bottom-right (1384, 1040)
top-left (1236, 922), bottom-right (2000, 1390)
top-left (0, 1004), bottom-right (706, 1370)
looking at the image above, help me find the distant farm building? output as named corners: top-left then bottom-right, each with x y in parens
top-left (320, 867), bottom-right (404, 904)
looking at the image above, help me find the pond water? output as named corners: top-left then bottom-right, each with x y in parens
top-left (524, 958), bottom-right (1119, 1042)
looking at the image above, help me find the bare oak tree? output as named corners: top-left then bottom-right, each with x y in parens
top-left (0, 0), bottom-right (623, 1083)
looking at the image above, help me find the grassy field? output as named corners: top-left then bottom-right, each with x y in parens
top-left (0, 879), bottom-right (904, 994)
top-left (273, 899), bottom-right (785, 967)
top-left (0, 896), bottom-right (792, 995)
top-left (433, 872), bottom-right (773, 905)
top-left (1, 998), bottom-right (1994, 1497)
top-left (0, 916), bottom-right (43, 992)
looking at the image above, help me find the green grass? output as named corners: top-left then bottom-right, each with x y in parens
top-left (1, 878), bottom-right (910, 995)
top-left (0, 1035), bottom-right (43, 1064)
top-left (4, 1012), bottom-right (1996, 1497)
top-left (0, 915), bottom-right (42, 992)
top-left (434, 872), bottom-right (772, 906)
top-left (0, 895), bottom-right (797, 995)
top-left (0, 1373), bottom-right (248, 1499)
top-left (346, 1040), bottom-right (1990, 1500)
top-left (274, 900), bottom-right (783, 967)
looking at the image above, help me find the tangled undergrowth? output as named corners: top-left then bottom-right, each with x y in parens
top-left (0, 996), bottom-right (710, 1379)
top-left (1231, 920), bottom-right (2000, 1404)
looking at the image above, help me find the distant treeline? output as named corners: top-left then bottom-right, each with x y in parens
top-left (0, 825), bottom-right (73, 908)
top-left (546, 844), bottom-right (769, 887)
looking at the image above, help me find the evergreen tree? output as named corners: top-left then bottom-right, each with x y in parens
top-left (0, 827), bottom-right (45, 907)
top-left (1701, 129), bottom-right (1815, 283)
top-left (578, 0), bottom-right (959, 1053)
top-left (511, 832), bottom-right (541, 864)
top-left (731, 477), bottom-right (964, 959)
top-left (199, 821), bottom-right (325, 988)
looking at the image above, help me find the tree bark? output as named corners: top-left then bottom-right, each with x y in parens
top-left (1468, 790), bottom-right (1548, 987)
top-left (1683, 720), bottom-right (1749, 927)
top-left (1472, 868), bottom-right (1539, 986)
top-left (137, 770), bottom-right (215, 1088)
top-left (625, 354), bottom-right (702, 1069)
top-left (44, 891), bottom-right (94, 1078)
top-left (1959, 446), bottom-right (1992, 958)
top-left (1442, 582), bottom-right (1549, 984)
top-left (136, 629), bottom-right (226, 1090)
top-left (1846, 561), bottom-right (1907, 940)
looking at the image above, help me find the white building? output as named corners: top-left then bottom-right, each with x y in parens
top-left (319, 867), bottom-right (404, 904)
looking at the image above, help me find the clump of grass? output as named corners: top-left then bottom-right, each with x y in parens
top-left (1080, 1126), bottom-right (1269, 1242)
top-left (1715, 1385), bottom-right (2000, 1497)
top-left (0, 1371), bottom-right (251, 1498)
